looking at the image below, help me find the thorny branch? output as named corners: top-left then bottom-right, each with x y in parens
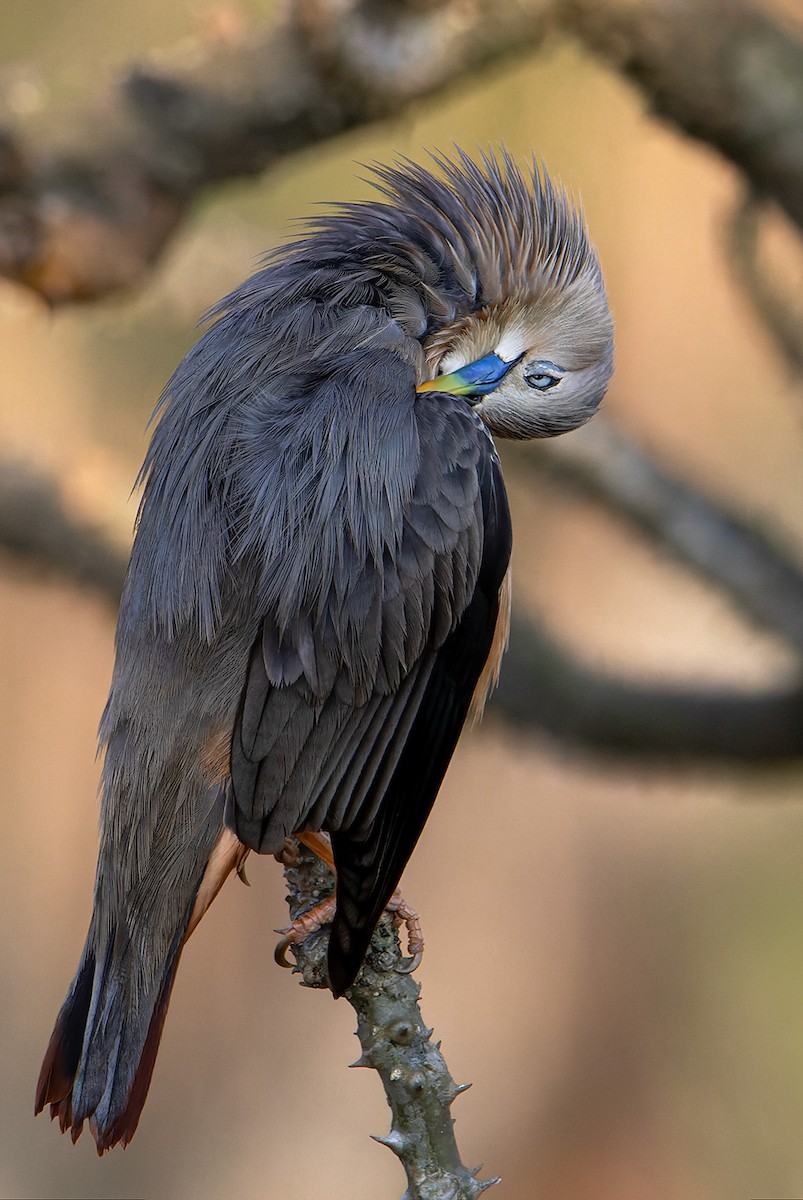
top-left (278, 839), bottom-right (497, 1199)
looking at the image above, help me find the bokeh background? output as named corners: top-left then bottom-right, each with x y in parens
top-left (2, 2), bottom-right (803, 1198)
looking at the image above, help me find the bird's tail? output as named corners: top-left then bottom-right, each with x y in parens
top-left (35, 804), bottom-right (246, 1154)
top-left (35, 906), bottom-right (191, 1153)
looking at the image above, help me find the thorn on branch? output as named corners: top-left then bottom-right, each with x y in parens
top-left (279, 838), bottom-right (499, 1198)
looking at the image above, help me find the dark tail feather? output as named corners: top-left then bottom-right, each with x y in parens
top-left (328, 829), bottom-right (399, 998)
top-left (35, 951), bottom-right (96, 1140)
top-left (35, 922), bottom-right (187, 1154)
top-left (327, 747), bottom-right (440, 998)
top-left (92, 944), bottom-right (183, 1152)
top-left (327, 631), bottom-right (484, 996)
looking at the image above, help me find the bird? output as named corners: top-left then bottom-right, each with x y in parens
top-left (35, 149), bottom-right (613, 1153)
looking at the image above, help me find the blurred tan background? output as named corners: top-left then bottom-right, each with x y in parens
top-left (3, 2), bottom-right (803, 1198)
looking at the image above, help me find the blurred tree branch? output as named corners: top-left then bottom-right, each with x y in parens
top-left (0, 458), bottom-right (127, 598)
top-left (6, 0), bottom-right (556, 302)
top-left (726, 192), bottom-right (803, 375)
top-left (5, 449), bottom-right (803, 761)
top-left (564, 0), bottom-right (803, 235)
top-left (2, 0), bottom-right (803, 755)
top-left (514, 421), bottom-right (803, 657)
top-left (498, 613), bottom-right (803, 760)
top-left (0, 0), bottom-right (801, 302)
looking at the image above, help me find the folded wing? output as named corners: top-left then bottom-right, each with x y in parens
top-left (229, 388), bottom-right (512, 995)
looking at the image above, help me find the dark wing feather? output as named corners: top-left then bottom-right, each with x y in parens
top-left (328, 447), bottom-right (511, 994)
top-left (229, 389), bottom-right (511, 994)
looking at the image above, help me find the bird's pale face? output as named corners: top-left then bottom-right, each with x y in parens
top-left (418, 279), bottom-right (614, 440)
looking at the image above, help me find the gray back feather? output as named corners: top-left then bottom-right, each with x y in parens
top-left (128, 149), bottom-right (592, 646)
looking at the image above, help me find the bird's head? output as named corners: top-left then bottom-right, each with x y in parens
top-left (418, 281), bottom-right (612, 439)
top-left (257, 149), bottom-right (612, 438)
top-left (404, 152), bottom-right (614, 439)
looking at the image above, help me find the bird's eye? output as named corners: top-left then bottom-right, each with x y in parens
top-left (524, 361), bottom-right (564, 392)
top-left (527, 374), bottom-right (558, 391)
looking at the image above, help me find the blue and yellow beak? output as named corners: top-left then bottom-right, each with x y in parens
top-left (416, 351), bottom-right (521, 399)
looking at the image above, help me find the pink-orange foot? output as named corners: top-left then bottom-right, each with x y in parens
top-left (274, 832), bottom-right (424, 977)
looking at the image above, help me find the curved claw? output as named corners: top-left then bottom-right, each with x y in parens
top-left (396, 949), bottom-right (423, 976)
top-left (274, 936), bottom-right (295, 969)
top-left (272, 894), bottom-right (337, 974)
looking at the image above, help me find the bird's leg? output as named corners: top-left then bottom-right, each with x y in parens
top-left (386, 892), bottom-right (424, 974)
top-left (274, 832), bottom-right (337, 969)
top-left (274, 893), bottom-right (338, 968)
top-left (274, 832), bottom-right (424, 976)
